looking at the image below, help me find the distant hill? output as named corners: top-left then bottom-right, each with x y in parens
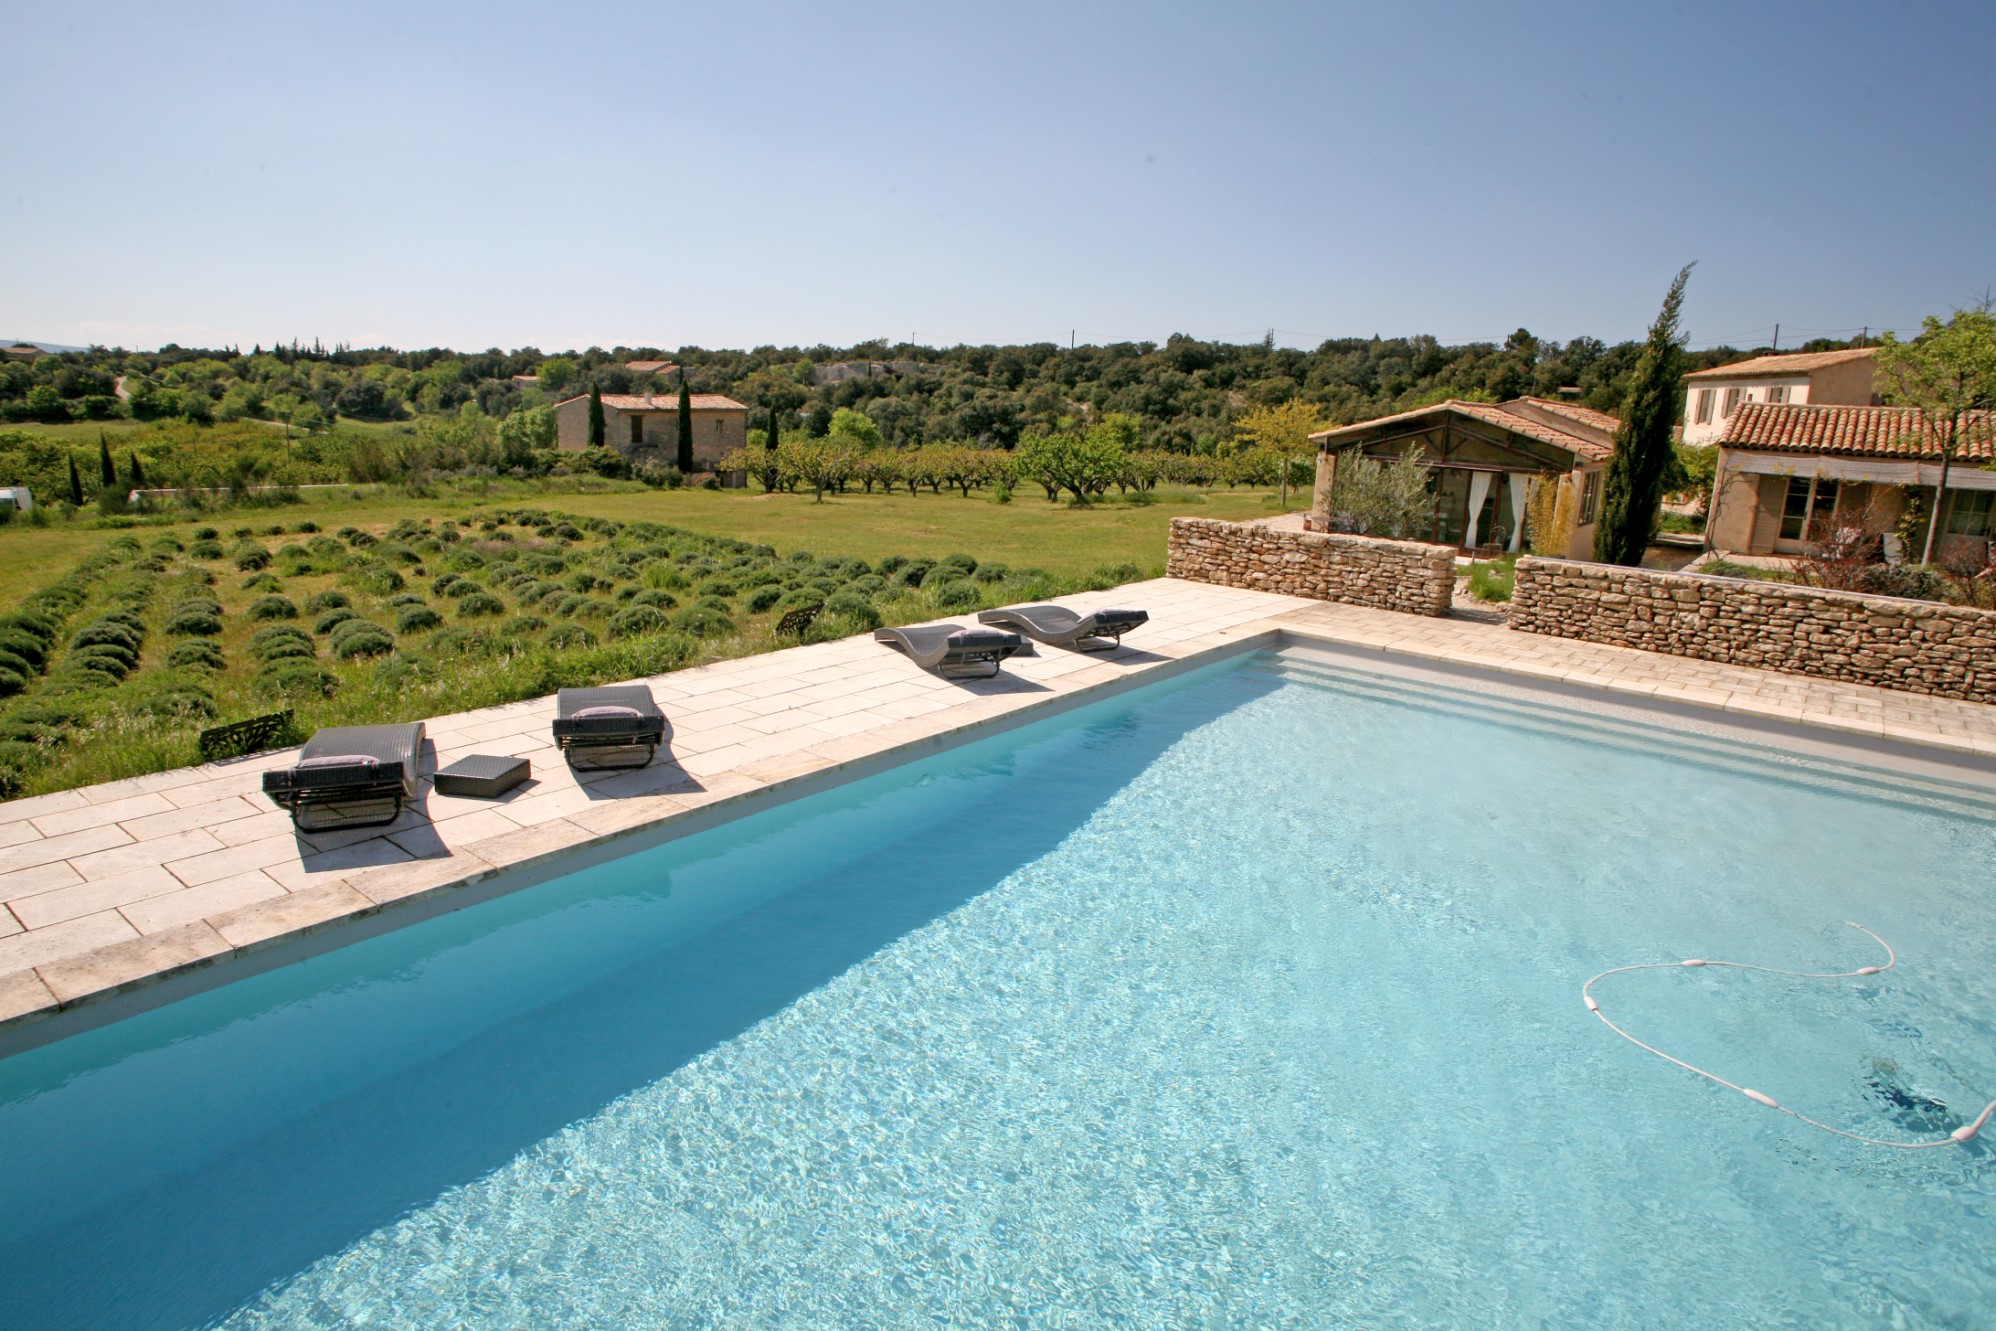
top-left (2, 340), bottom-right (85, 354)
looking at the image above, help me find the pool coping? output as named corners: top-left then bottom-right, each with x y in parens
top-left (3, 578), bottom-right (1994, 1054)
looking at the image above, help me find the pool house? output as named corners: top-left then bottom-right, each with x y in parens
top-left (1305, 397), bottom-right (1615, 557)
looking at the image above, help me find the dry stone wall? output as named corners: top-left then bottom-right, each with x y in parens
top-left (1511, 557), bottom-right (1996, 703)
top-left (1166, 518), bottom-right (1455, 616)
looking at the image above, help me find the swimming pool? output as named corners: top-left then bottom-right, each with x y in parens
top-left (1, 647), bottom-right (1991, 1329)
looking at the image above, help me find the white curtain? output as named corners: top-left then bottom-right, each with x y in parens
top-left (1463, 471), bottom-right (1493, 549)
top-left (1507, 473), bottom-right (1532, 552)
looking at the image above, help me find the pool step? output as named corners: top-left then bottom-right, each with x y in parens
top-left (1251, 655), bottom-right (1996, 823)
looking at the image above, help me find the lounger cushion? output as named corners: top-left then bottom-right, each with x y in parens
top-left (553, 686), bottom-right (665, 742)
top-left (281, 755), bottom-right (396, 789)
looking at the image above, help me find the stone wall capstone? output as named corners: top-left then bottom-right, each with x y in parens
top-left (1166, 518), bottom-right (1455, 616)
top-left (1510, 557), bottom-right (1996, 704)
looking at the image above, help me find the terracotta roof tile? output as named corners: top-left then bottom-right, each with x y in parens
top-left (1683, 347), bottom-right (1875, 380)
top-left (625, 360), bottom-right (677, 373)
top-left (1310, 398), bottom-right (1614, 462)
top-left (1512, 396), bottom-right (1621, 436)
top-left (556, 393), bottom-right (749, 412)
top-left (1719, 402), bottom-right (1994, 461)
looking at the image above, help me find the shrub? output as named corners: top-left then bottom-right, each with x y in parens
top-left (553, 593), bottom-right (590, 617)
top-left (395, 605), bottom-right (444, 633)
top-left (230, 541), bottom-right (271, 571)
top-left (307, 535), bottom-right (345, 558)
top-left (330, 622), bottom-right (395, 659)
top-left (630, 589), bottom-right (678, 611)
top-left (973, 563), bottom-right (1008, 583)
top-left (745, 585), bottom-right (784, 613)
top-left (608, 606), bottom-right (672, 639)
top-left (69, 644), bottom-right (137, 676)
top-left (71, 621), bottom-right (142, 654)
top-left (248, 625), bottom-right (314, 660)
top-left (304, 589), bottom-right (351, 613)
top-left (877, 554), bottom-right (908, 576)
top-left (426, 627), bottom-right (495, 657)
top-left (566, 571), bottom-right (599, 593)
top-left (456, 591), bottom-right (506, 618)
top-left (0, 665), bottom-right (26, 698)
top-left (247, 595), bottom-right (299, 621)
top-left (929, 577), bottom-right (981, 610)
top-left (343, 563), bottom-right (405, 596)
top-left (1467, 558), bottom-right (1516, 603)
top-left (165, 606), bottom-right (224, 636)
top-left (940, 552), bottom-right (978, 576)
top-left (387, 592), bottom-right (426, 607)
top-left (315, 607), bottom-right (360, 634)
top-left (189, 539), bottom-right (224, 560)
top-left (500, 614), bottom-right (546, 637)
top-left (893, 561), bottom-right (933, 588)
top-left (192, 526), bottom-right (219, 540)
top-left (240, 573), bottom-right (283, 593)
top-left (674, 606), bottom-right (735, 638)
top-left (544, 622), bottom-right (596, 650)
top-left (823, 590), bottom-right (882, 630)
top-left (166, 639), bottom-right (226, 670)
top-left (0, 629), bottom-right (48, 668)
top-left (372, 652), bottom-right (437, 689)
top-left (700, 579), bottom-right (738, 600)
top-left (259, 658), bottom-right (338, 698)
top-left (346, 530), bottom-right (376, 547)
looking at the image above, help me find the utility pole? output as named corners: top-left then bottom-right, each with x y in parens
top-left (1859, 326), bottom-right (1868, 347)
top-left (1772, 323), bottom-right (1780, 351)
top-left (1070, 329), bottom-right (1075, 351)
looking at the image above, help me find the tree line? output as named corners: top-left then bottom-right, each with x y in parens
top-left (0, 329), bottom-right (1863, 449)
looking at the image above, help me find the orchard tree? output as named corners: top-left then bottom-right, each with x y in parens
top-left (1231, 399), bottom-right (1326, 507)
top-left (1873, 304), bottom-right (1996, 565)
top-left (827, 407), bottom-right (883, 447)
top-left (1595, 264), bottom-right (1693, 565)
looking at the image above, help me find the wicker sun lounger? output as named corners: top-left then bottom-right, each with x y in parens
top-left (976, 604), bottom-right (1149, 651)
top-left (262, 721), bottom-right (425, 832)
top-left (552, 684), bottom-right (666, 769)
top-left (873, 623), bottom-right (1026, 679)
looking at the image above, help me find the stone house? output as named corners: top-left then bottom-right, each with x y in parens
top-left (552, 392), bottom-right (751, 468)
top-left (1705, 401), bottom-right (1994, 560)
top-left (1681, 347), bottom-right (1877, 447)
top-left (1306, 397), bottom-right (1617, 558)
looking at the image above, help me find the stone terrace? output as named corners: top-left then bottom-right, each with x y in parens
top-left (4, 577), bottom-right (1995, 1038)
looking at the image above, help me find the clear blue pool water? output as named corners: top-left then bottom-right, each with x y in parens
top-left (1, 650), bottom-right (1993, 1329)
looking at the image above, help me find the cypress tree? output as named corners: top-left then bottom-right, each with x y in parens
top-left (675, 374), bottom-right (694, 473)
top-left (98, 433), bottom-right (116, 488)
top-left (1594, 264), bottom-right (1694, 566)
top-left (127, 451), bottom-right (145, 488)
top-left (68, 454), bottom-right (84, 505)
top-left (587, 382), bottom-right (606, 447)
top-left (763, 406), bottom-right (781, 491)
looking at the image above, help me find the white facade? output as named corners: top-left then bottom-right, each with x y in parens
top-left (1682, 377), bottom-right (1810, 446)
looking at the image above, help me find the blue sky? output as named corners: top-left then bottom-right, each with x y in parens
top-left (5, 1), bottom-right (1991, 354)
